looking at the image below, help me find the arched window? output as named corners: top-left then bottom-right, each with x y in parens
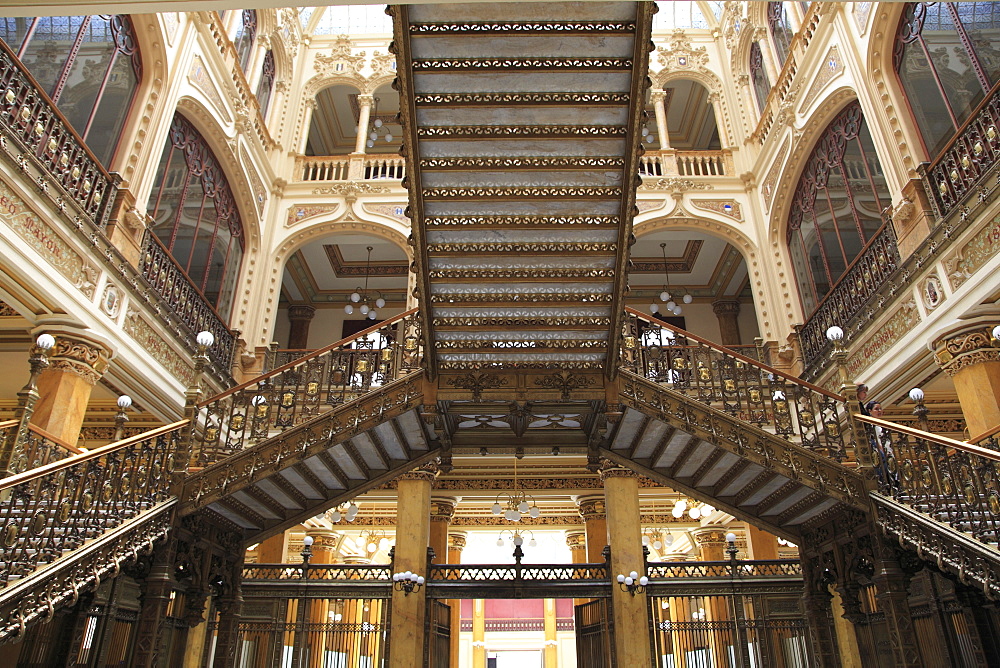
top-left (0, 15), bottom-right (142, 167)
top-left (895, 2), bottom-right (1000, 157)
top-left (147, 114), bottom-right (244, 319)
top-left (750, 42), bottom-right (771, 112)
top-left (787, 102), bottom-right (892, 315)
top-left (256, 50), bottom-right (275, 118)
top-left (232, 10), bottom-right (257, 75)
top-left (768, 2), bottom-right (794, 68)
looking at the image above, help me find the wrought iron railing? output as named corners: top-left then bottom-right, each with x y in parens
top-left (646, 559), bottom-right (803, 579)
top-left (0, 421), bottom-right (185, 587)
top-left (798, 220), bottom-right (901, 366)
top-left (860, 414), bottom-right (1000, 547)
top-left (190, 308), bottom-right (422, 466)
top-left (244, 564), bottom-right (392, 581)
top-left (971, 423), bottom-right (1000, 451)
top-left (429, 563), bottom-right (608, 582)
top-left (138, 230), bottom-right (236, 372)
top-left (262, 348), bottom-right (314, 374)
top-left (621, 308), bottom-right (850, 461)
top-left (924, 83), bottom-right (1000, 221)
top-left (0, 39), bottom-right (117, 229)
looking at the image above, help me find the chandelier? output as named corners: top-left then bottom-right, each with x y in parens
top-left (325, 502), bottom-right (359, 523)
top-left (670, 498), bottom-right (715, 520)
top-left (366, 96), bottom-right (394, 148)
top-left (642, 528), bottom-right (674, 552)
top-left (490, 457), bottom-right (540, 522)
top-left (650, 242), bottom-right (692, 317)
top-left (496, 528), bottom-right (537, 548)
top-left (344, 246), bottom-right (385, 321)
top-left (362, 529), bottom-right (391, 554)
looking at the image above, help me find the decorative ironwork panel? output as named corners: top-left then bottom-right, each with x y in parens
top-left (429, 563), bottom-right (608, 582)
top-left (797, 220), bottom-right (901, 365)
top-left (244, 564), bottom-right (392, 581)
top-left (646, 560), bottom-right (803, 580)
top-left (621, 309), bottom-right (850, 462)
top-left (191, 309), bottom-right (422, 467)
top-left (0, 422), bottom-right (182, 587)
top-left (0, 40), bottom-right (116, 228)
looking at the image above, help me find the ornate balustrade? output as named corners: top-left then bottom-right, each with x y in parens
top-left (622, 307), bottom-right (851, 461)
top-left (923, 83), bottom-right (1000, 221)
top-left (646, 559), bottom-right (803, 580)
top-left (971, 424), bottom-right (1000, 451)
top-left (798, 220), bottom-right (901, 366)
top-left (244, 563), bottom-right (392, 581)
top-left (638, 149), bottom-right (732, 178)
top-left (859, 414), bottom-right (1000, 548)
top-left (297, 154), bottom-right (406, 182)
top-left (429, 563), bottom-right (609, 582)
top-left (190, 308), bottom-right (422, 466)
top-left (0, 421), bottom-right (184, 587)
top-left (138, 231), bottom-right (236, 372)
top-left (0, 39), bottom-right (117, 229)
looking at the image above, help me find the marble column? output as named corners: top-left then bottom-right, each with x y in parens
top-left (388, 465), bottom-right (435, 668)
top-left (306, 529), bottom-right (339, 668)
top-left (576, 495), bottom-right (608, 563)
top-left (300, 98), bottom-right (317, 154)
top-left (447, 533), bottom-right (466, 668)
top-left (692, 526), bottom-right (728, 561)
top-left (600, 465), bottom-right (651, 668)
top-left (933, 323), bottom-right (1000, 439)
top-left (712, 300), bottom-right (742, 347)
top-left (256, 533), bottom-right (289, 563)
top-left (354, 94), bottom-right (374, 154)
top-left (287, 305), bottom-right (317, 350)
top-left (543, 598), bottom-right (558, 668)
top-left (472, 598), bottom-right (486, 668)
top-left (651, 89), bottom-right (671, 149)
top-left (429, 497), bottom-right (458, 564)
top-left (31, 331), bottom-right (113, 448)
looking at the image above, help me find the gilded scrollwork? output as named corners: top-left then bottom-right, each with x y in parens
top-left (423, 186), bottom-right (622, 199)
top-left (411, 57), bottom-right (632, 71)
top-left (417, 125), bottom-right (626, 138)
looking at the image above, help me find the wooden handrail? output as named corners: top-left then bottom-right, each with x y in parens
top-left (0, 420), bottom-right (188, 491)
top-left (970, 423), bottom-right (1000, 447)
top-left (199, 307), bottom-right (420, 407)
top-left (0, 419), bottom-right (18, 430)
top-left (855, 414), bottom-right (1000, 462)
top-left (26, 423), bottom-right (83, 454)
top-left (625, 306), bottom-right (845, 401)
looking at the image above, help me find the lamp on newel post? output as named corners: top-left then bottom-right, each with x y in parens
top-left (0, 333), bottom-right (55, 478)
top-left (909, 387), bottom-right (929, 432)
top-left (114, 395), bottom-right (131, 442)
top-left (180, 331), bottom-right (214, 480)
top-left (726, 532), bottom-right (752, 668)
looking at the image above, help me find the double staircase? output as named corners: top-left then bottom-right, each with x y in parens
top-left (2, 2), bottom-right (1000, 663)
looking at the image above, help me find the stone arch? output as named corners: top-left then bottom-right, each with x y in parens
top-left (865, 2), bottom-right (923, 179)
top-left (114, 13), bottom-right (170, 188)
top-left (253, 211), bottom-right (412, 347)
top-left (653, 70), bottom-right (733, 148)
top-left (172, 96), bottom-right (262, 255)
top-left (633, 214), bottom-right (782, 340)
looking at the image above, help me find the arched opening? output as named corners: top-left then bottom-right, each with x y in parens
top-left (662, 80), bottom-right (721, 150)
top-left (275, 233), bottom-right (409, 354)
top-left (629, 228), bottom-right (759, 350)
top-left (306, 83), bottom-right (401, 157)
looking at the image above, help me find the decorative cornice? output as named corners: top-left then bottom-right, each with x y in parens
top-left (577, 495), bottom-right (606, 520)
top-left (934, 327), bottom-right (1000, 376)
top-left (399, 460), bottom-right (439, 483)
top-left (47, 335), bottom-right (112, 386)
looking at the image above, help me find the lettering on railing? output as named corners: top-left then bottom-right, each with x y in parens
top-left (138, 230), bottom-right (236, 372)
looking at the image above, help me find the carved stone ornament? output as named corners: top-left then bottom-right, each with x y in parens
top-left (430, 497), bottom-right (458, 521)
top-left (398, 460), bottom-right (439, 483)
top-left (314, 35), bottom-right (366, 77)
top-left (445, 370), bottom-right (508, 401)
top-left (692, 527), bottom-right (729, 546)
top-left (934, 327), bottom-right (1000, 376)
top-left (312, 182), bottom-right (390, 198)
top-left (566, 531), bottom-right (587, 550)
top-left (448, 533), bottom-right (467, 550)
top-left (48, 335), bottom-right (112, 385)
top-left (577, 495), bottom-right (606, 520)
top-left (656, 29), bottom-right (709, 71)
top-left (920, 275), bottom-right (944, 310)
top-left (533, 370), bottom-right (597, 400)
top-left (638, 177), bottom-right (714, 193)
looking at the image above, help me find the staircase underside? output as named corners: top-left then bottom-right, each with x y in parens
top-left (395, 2), bottom-right (653, 371)
top-left (180, 373), bottom-right (436, 542)
top-left (607, 371), bottom-right (869, 541)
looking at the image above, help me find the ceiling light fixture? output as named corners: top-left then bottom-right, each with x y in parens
top-left (366, 96), bottom-right (394, 148)
top-left (490, 456), bottom-right (540, 522)
top-left (650, 242), bottom-right (691, 317)
top-left (344, 246), bottom-right (385, 321)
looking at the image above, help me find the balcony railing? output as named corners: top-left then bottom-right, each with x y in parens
top-left (297, 154), bottom-right (406, 182)
top-left (923, 82), bottom-right (1000, 221)
top-left (798, 219), bottom-right (901, 366)
top-left (138, 231), bottom-right (236, 372)
top-left (0, 39), bottom-right (117, 230)
top-left (639, 149), bottom-right (732, 178)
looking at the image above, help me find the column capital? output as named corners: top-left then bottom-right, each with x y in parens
top-left (399, 461), bottom-right (438, 483)
top-left (430, 496), bottom-right (458, 522)
top-left (357, 93), bottom-right (375, 107)
top-left (712, 299), bottom-right (741, 317)
top-left (598, 462), bottom-right (638, 483)
top-left (650, 89), bottom-right (667, 103)
top-left (933, 324), bottom-right (1000, 376)
top-left (287, 304), bottom-right (317, 321)
top-left (447, 532), bottom-right (467, 551)
top-left (44, 331), bottom-right (113, 386)
top-left (565, 530), bottom-right (587, 550)
top-left (576, 494), bottom-right (607, 520)
top-left (691, 526), bottom-right (729, 547)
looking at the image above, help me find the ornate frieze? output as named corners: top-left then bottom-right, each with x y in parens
top-left (577, 495), bottom-right (606, 521)
top-left (638, 177), bottom-right (713, 193)
top-left (761, 139), bottom-right (789, 213)
top-left (188, 56), bottom-right (231, 122)
top-left (430, 497), bottom-right (458, 521)
top-left (945, 211), bottom-right (1000, 291)
top-left (399, 460), bottom-right (439, 483)
top-left (414, 92), bottom-right (629, 106)
top-left (311, 183), bottom-right (390, 196)
top-left (425, 215), bottom-right (618, 227)
top-left (407, 21), bottom-right (636, 35)
top-left (123, 310), bottom-right (196, 386)
top-left (419, 156), bottom-right (625, 170)
top-left (445, 371), bottom-right (509, 402)
top-left (427, 243), bottom-right (616, 255)
top-left (533, 370), bottom-right (599, 400)
top-left (411, 57), bottom-right (632, 71)
top-left (417, 125), bottom-right (626, 138)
